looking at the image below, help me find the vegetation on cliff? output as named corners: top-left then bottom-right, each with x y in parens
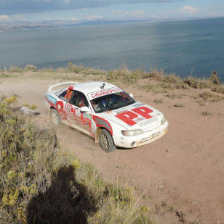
top-left (0, 97), bottom-right (152, 224)
top-left (1, 63), bottom-right (223, 95)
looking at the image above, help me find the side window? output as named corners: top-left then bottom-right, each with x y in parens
top-left (69, 90), bottom-right (79, 106)
top-left (69, 91), bottom-right (89, 108)
top-left (59, 90), bottom-right (67, 100)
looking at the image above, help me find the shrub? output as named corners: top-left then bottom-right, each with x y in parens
top-left (0, 99), bottom-right (152, 224)
top-left (211, 85), bottom-right (224, 94)
top-left (0, 100), bottom-right (62, 223)
top-left (24, 65), bottom-right (37, 72)
top-left (163, 74), bottom-right (181, 84)
top-left (124, 69), bottom-right (143, 84)
top-left (142, 70), bottom-right (164, 81)
top-left (183, 77), bottom-right (212, 89)
top-left (197, 91), bottom-right (224, 102)
top-left (201, 111), bottom-right (212, 116)
top-left (67, 62), bottom-right (83, 73)
top-left (173, 103), bottom-right (184, 108)
top-left (9, 66), bottom-right (23, 73)
top-left (153, 99), bottom-right (163, 104)
top-left (166, 94), bottom-right (183, 99)
top-left (209, 71), bottom-right (220, 85)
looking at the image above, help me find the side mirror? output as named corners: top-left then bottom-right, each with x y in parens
top-left (80, 106), bottom-right (91, 113)
top-left (130, 93), bottom-right (134, 98)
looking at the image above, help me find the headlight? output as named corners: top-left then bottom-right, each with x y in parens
top-left (161, 116), bottom-right (166, 125)
top-left (121, 129), bottom-right (144, 136)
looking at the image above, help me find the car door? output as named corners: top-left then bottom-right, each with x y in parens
top-left (68, 90), bottom-right (93, 136)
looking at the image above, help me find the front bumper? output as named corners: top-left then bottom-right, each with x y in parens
top-left (114, 121), bottom-right (168, 148)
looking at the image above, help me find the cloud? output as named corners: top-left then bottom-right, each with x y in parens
top-left (126, 10), bottom-right (145, 17)
top-left (0, 0), bottom-right (179, 14)
top-left (70, 17), bottom-right (78, 21)
top-left (0, 15), bottom-right (9, 20)
top-left (111, 9), bottom-right (145, 17)
top-left (182, 5), bottom-right (198, 14)
top-left (86, 15), bottom-right (103, 21)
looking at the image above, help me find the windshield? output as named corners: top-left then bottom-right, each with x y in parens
top-left (91, 92), bottom-right (135, 113)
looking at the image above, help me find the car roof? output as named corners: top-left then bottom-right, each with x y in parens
top-left (73, 81), bottom-right (117, 95)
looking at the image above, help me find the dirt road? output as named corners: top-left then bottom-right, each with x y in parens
top-left (1, 77), bottom-right (224, 224)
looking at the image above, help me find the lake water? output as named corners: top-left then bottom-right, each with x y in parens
top-left (0, 17), bottom-right (224, 81)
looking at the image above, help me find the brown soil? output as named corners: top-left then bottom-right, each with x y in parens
top-left (1, 77), bottom-right (224, 224)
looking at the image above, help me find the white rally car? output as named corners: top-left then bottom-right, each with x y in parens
top-left (45, 81), bottom-right (168, 152)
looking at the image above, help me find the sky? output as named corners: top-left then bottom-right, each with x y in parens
top-left (0, 0), bottom-right (224, 24)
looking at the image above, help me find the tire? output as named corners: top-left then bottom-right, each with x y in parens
top-left (50, 109), bottom-right (61, 125)
top-left (99, 129), bottom-right (116, 153)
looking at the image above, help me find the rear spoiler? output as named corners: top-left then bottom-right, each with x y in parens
top-left (47, 81), bottom-right (78, 93)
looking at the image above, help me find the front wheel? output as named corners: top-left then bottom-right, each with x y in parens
top-left (99, 129), bottom-right (116, 153)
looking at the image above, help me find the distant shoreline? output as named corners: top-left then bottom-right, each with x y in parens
top-left (0, 16), bottom-right (223, 32)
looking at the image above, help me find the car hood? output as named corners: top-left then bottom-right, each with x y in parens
top-left (99, 102), bottom-right (163, 131)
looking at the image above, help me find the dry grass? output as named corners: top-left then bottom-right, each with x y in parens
top-left (183, 77), bottom-right (212, 89)
top-left (195, 91), bottom-right (224, 103)
top-left (173, 103), bottom-right (185, 108)
top-left (201, 111), bottom-right (212, 116)
top-left (153, 99), bottom-right (163, 104)
top-left (166, 93), bottom-right (184, 99)
top-left (107, 67), bottom-right (143, 84)
top-left (1, 64), bottom-right (223, 96)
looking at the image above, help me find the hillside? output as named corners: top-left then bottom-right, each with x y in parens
top-left (0, 96), bottom-right (152, 224)
top-left (0, 64), bottom-right (224, 224)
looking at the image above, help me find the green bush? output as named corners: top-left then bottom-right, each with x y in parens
top-left (0, 99), bottom-right (152, 224)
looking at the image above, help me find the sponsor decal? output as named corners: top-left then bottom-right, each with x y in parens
top-left (47, 94), bottom-right (57, 105)
top-left (132, 107), bottom-right (153, 119)
top-left (116, 106), bottom-right (153, 126)
top-left (56, 101), bottom-right (67, 120)
top-left (116, 111), bottom-right (138, 126)
top-left (64, 103), bottom-right (76, 121)
top-left (88, 87), bottom-right (121, 99)
top-left (58, 102), bottom-right (92, 129)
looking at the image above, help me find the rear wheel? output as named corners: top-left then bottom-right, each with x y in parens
top-left (50, 109), bottom-right (61, 125)
top-left (99, 129), bottom-right (116, 153)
